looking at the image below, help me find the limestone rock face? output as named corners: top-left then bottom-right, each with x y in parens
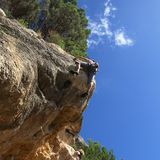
top-left (0, 16), bottom-right (96, 159)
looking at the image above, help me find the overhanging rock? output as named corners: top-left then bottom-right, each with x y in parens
top-left (0, 16), bottom-right (96, 159)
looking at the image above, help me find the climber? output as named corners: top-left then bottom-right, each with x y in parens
top-left (70, 58), bottom-right (99, 85)
top-left (82, 59), bottom-right (99, 85)
top-left (0, 8), bottom-right (6, 17)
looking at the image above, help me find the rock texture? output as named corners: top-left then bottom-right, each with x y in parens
top-left (0, 16), bottom-right (96, 159)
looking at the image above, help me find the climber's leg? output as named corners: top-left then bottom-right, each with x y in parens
top-left (87, 72), bottom-right (95, 85)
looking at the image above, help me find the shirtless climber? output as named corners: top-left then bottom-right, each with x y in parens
top-left (70, 57), bottom-right (99, 85)
top-left (81, 59), bottom-right (99, 85)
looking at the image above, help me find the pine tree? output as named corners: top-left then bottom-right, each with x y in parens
top-left (0, 0), bottom-right (90, 57)
top-left (0, 0), bottom-right (39, 26)
top-left (81, 140), bottom-right (116, 160)
top-left (41, 0), bottom-right (90, 56)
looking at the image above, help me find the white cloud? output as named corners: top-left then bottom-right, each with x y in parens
top-left (89, 19), bottom-right (112, 37)
top-left (115, 29), bottom-right (134, 46)
top-left (82, 4), bottom-right (88, 9)
top-left (88, 0), bottom-right (134, 47)
top-left (87, 39), bottom-right (99, 47)
top-left (87, 37), bottom-right (103, 47)
top-left (88, 0), bottom-right (114, 43)
top-left (104, 0), bottom-right (116, 17)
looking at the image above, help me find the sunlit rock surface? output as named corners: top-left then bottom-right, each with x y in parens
top-left (0, 16), bottom-right (96, 159)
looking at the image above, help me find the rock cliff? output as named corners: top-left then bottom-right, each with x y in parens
top-left (0, 15), bottom-right (96, 159)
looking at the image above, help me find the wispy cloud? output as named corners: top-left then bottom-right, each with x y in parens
top-left (88, 0), bottom-right (134, 47)
top-left (87, 37), bottom-right (103, 47)
top-left (115, 29), bottom-right (134, 46)
top-left (104, 0), bottom-right (116, 17)
top-left (88, 0), bottom-right (114, 45)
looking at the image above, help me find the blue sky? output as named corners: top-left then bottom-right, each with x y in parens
top-left (79, 0), bottom-right (160, 160)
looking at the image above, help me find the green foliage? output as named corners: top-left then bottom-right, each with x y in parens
top-left (0, 0), bottom-right (11, 16)
top-left (0, 0), bottom-right (39, 25)
top-left (82, 140), bottom-right (116, 160)
top-left (42, 0), bottom-right (90, 57)
top-left (0, 0), bottom-right (90, 57)
top-left (18, 19), bottom-right (29, 28)
top-left (63, 0), bottom-right (78, 5)
top-left (46, 31), bottom-right (65, 49)
top-left (11, 0), bottom-right (39, 24)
